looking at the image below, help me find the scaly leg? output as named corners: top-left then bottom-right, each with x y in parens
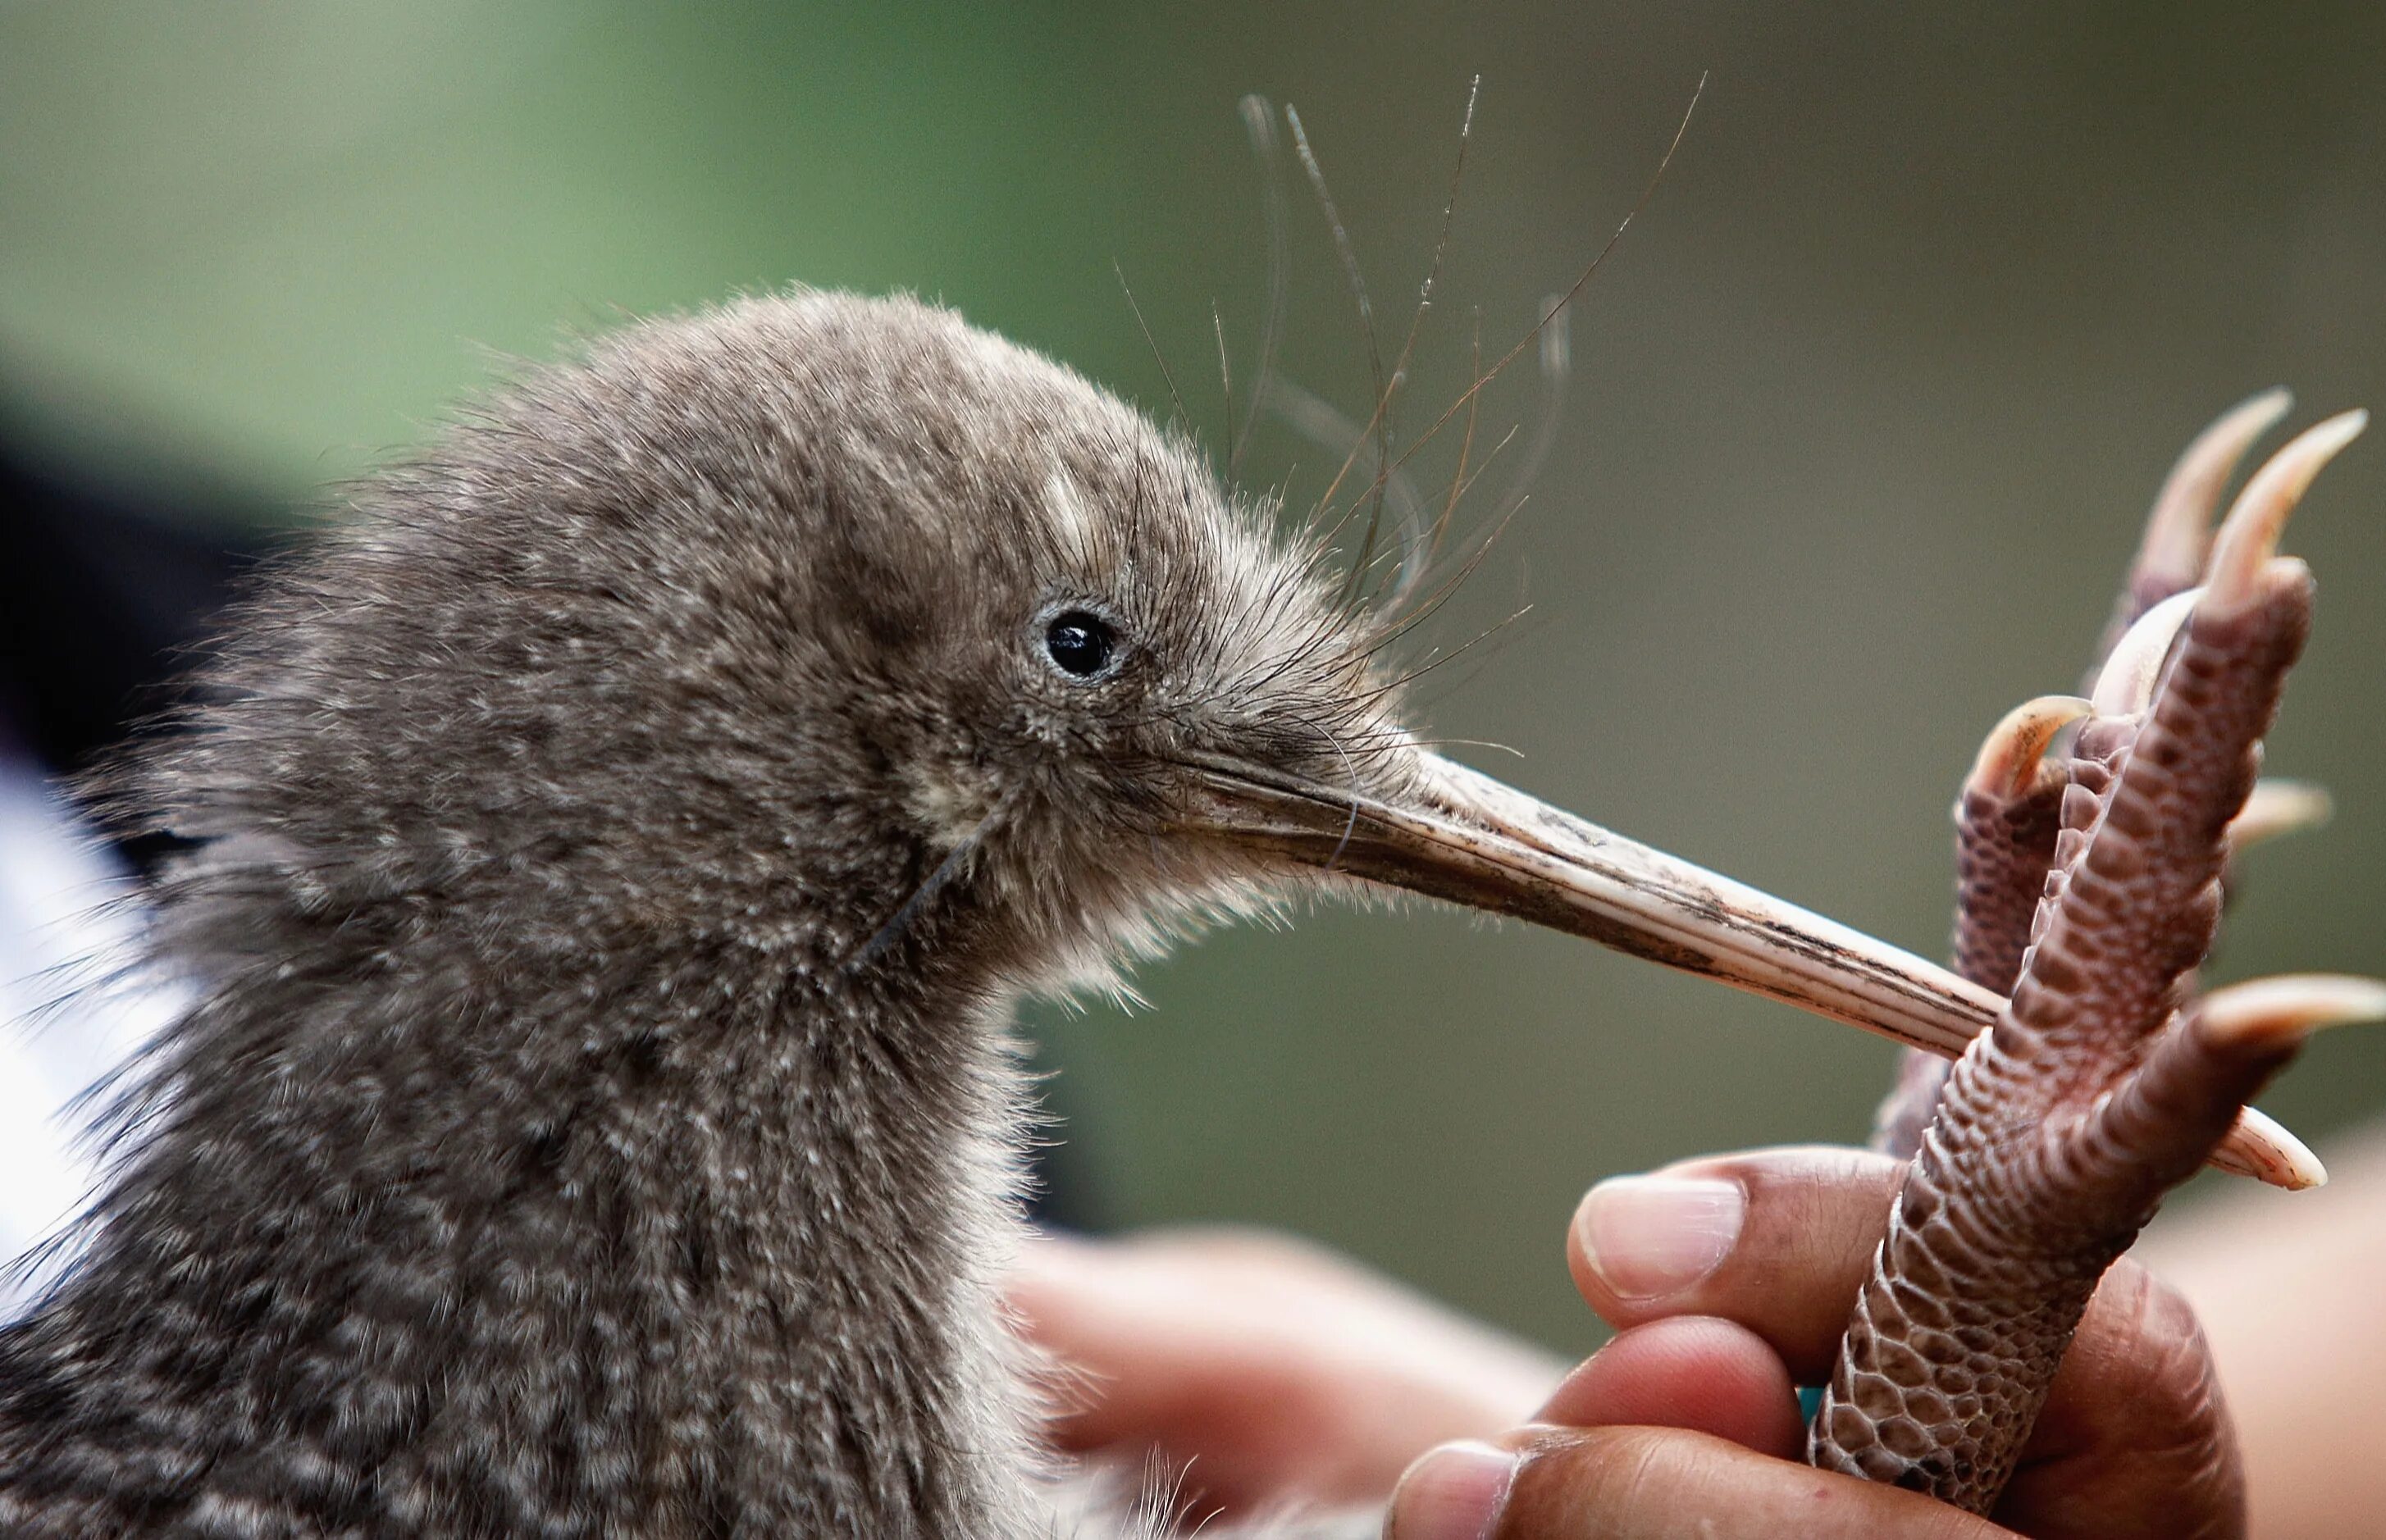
top-left (1823, 407), bottom-right (2379, 1514)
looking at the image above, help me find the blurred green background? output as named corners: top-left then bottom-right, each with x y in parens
top-left (6, 3), bottom-right (2383, 1354)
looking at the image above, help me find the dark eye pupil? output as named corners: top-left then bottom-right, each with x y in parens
top-left (1044, 610), bottom-right (1115, 677)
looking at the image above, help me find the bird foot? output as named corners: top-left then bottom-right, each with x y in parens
top-left (1823, 403), bottom-right (2378, 1511)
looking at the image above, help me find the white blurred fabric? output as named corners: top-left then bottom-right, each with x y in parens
top-left (0, 758), bottom-right (181, 1316)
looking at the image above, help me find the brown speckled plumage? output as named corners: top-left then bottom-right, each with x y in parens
top-left (0, 293), bottom-right (1411, 1538)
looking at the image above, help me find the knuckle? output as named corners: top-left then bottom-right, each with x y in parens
top-left (2073, 1262), bottom-right (2230, 1445)
top-left (1517, 1424), bottom-right (1675, 1524)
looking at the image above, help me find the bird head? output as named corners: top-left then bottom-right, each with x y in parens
top-left (140, 291), bottom-right (1993, 1054)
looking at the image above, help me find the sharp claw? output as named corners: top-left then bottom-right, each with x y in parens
top-left (2210, 1105), bottom-right (2328, 1190)
top-left (1964, 695), bottom-right (2092, 800)
top-left (1821, 392), bottom-right (2358, 1514)
top-left (2205, 409), bottom-right (2369, 615)
top-left (2196, 973), bottom-right (2386, 1054)
top-left (2229, 778), bottom-right (2334, 850)
top-left (2089, 588), bottom-right (2201, 718)
top-left (2133, 387), bottom-right (2296, 599)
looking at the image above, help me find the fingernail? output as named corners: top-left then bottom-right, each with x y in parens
top-left (1388, 1440), bottom-right (1517, 1540)
top-left (1575, 1174), bottom-right (1744, 1300)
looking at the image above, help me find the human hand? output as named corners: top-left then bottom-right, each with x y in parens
top-left (1008, 1226), bottom-right (1566, 1520)
top-left (1388, 1145), bottom-right (2241, 1540)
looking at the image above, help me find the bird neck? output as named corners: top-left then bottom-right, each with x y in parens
top-left (7, 924), bottom-right (1053, 1537)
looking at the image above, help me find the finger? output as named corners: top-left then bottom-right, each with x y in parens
top-left (1387, 1426), bottom-right (2011, 1540)
top-left (1567, 1144), bottom-right (1903, 1380)
top-left (1009, 1231), bottom-right (1373, 1512)
top-left (1008, 1232), bottom-right (1200, 1448)
top-left (1007, 1228), bottom-right (1563, 1511)
top-left (1535, 1318), bottom-right (1804, 1460)
top-left (1566, 1145), bottom-right (2217, 1396)
top-left (1009, 1232), bottom-right (1365, 1459)
top-left (2004, 1260), bottom-right (2242, 1538)
top-left (1563, 1147), bottom-right (2243, 1538)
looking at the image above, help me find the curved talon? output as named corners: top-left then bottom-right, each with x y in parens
top-left (2094, 390), bottom-right (2294, 663)
top-left (2134, 387), bottom-right (2295, 598)
top-left (2206, 408), bottom-right (2368, 614)
top-left (2196, 973), bottom-right (2386, 1053)
top-left (1964, 695), bottom-right (2091, 800)
top-left (2230, 778), bottom-right (2335, 850)
top-left (2090, 587), bottom-right (2201, 717)
top-left (2215, 1105), bottom-right (2328, 1190)
top-left (1821, 421), bottom-right (2337, 1509)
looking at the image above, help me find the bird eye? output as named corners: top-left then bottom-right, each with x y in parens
top-left (1042, 609), bottom-right (1118, 680)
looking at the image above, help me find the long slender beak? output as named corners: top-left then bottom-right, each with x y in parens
top-left (1179, 746), bottom-right (2314, 1188)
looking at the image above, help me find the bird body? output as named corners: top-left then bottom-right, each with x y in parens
top-left (0, 293), bottom-right (1300, 1536)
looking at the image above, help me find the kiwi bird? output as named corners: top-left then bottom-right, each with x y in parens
top-left (0, 290), bottom-right (2365, 1537)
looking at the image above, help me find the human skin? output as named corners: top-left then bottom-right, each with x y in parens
top-left (1011, 1226), bottom-right (1568, 1518)
top-left (1013, 1145), bottom-right (2244, 1538)
top-left (2138, 1121), bottom-right (2386, 1540)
